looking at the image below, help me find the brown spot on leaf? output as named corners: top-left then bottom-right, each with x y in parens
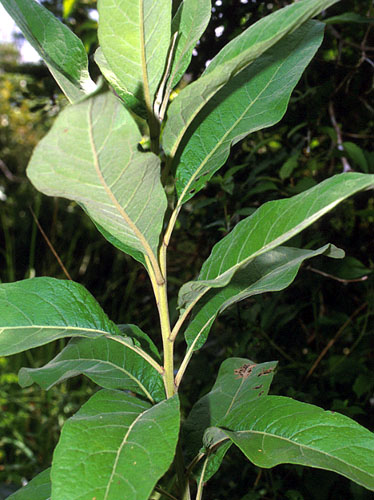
top-left (258, 367), bottom-right (275, 377)
top-left (234, 363), bottom-right (257, 379)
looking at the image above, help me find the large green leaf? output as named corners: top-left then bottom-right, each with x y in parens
top-left (184, 358), bottom-right (277, 481)
top-left (19, 335), bottom-right (165, 403)
top-left (214, 396), bottom-right (374, 491)
top-left (7, 468), bottom-right (51, 500)
top-left (0, 278), bottom-right (120, 356)
top-left (51, 390), bottom-right (180, 500)
top-left (162, 0), bottom-right (339, 160)
top-left (174, 20), bottom-right (324, 204)
top-left (97, 0), bottom-right (171, 115)
top-left (27, 92), bottom-right (167, 267)
top-left (168, 0), bottom-right (212, 90)
top-left (178, 173), bottom-right (374, 315)
top-left (0, 0), bottom-right (96, 103)
top-left (183, 244), bottom-right (343, 352)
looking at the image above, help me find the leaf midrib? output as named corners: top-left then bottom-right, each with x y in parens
top-left (104, 408), bottom-right (146, 499)
top-left (177, 53), bottom-right (282, 205)
top-left (87, 100), bottom-right (157, 265)
top-left (139, 0), bottom-right (152, 111)
top-left (229, 428), bottom-right (371, 474)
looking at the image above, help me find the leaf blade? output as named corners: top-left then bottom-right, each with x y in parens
top-left (183, 244), bottom-right (343, 351)
top-left (98, 0), bottom-right (172, 113)
top-left (184, 358), bottom-right (277, 481)
top-left (27, 92), bottom-right (167, 266)
top-left (1, 0), bottom-right (96, 102)
top-left (162, 0), bottom-right (340, 159)
top-left (19, 335), bottom-right (165, 403)
top-left (51, 391), bottom-right (180, 500)
top-left (174, 20), bottom-right (325, 204)
top-left (168, 0), bottom-right (212, 89)
top-left (219, 396), bottom-right (374, 491)
top-left (0, 278), bottom-right (119, 356)
top-left (6, 468), bottom-right (51, 500)
top-left (179, 173), bottom-right (374, 315)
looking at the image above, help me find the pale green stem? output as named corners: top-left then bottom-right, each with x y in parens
top-left (195, 456), bottom-right (209, 500)
top-left (158, 280), bottom-right (175, 398)
top-left (175, 343), bottom-right (194, 388)
top-left (146, 255), bottom-right (174, 397)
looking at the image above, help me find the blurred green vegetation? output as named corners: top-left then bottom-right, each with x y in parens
top-left (1, 0), bottom-right (373, 498)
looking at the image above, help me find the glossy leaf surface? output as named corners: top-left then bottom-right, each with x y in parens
top-left (51, 390), bottom-right (180, 500)
top-left (183, 244), bottom-right (343, 351)
top-left (168, 0), bottom-right (212, 90)
top-left (174, 21), bottom-right (324, 204)
top-left (217, 396), bottom-right (374, 491)
top-left (27, 92), bottom-right (167, 266)
top-left (184, 358), bottom-right (277, 481)
top-left (19, 336), bottom-right (165, 403)
top-left (0, 278), bottom-right (119, 356)
top-left (7, 468), bottom-right (51, 500)
top-left (179, 173), bottom-right (374, 315)
top-left (98, 0), bottom-right (171, 114)
top-left (0, 0), bottom-right (96, 102)
top-left (162, 0), bottom-right (339, 160)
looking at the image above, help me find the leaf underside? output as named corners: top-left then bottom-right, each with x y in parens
top-left (27, 92), bottom-right (167, 265)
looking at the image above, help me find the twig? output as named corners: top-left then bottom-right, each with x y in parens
top-left (328, 101), bottom-right (352, 172)
top-left (305, 301), bottom-right (368, 380)
top-left (343, 132), bottom-right (374, 139)
top-left (29, 205), bottom-right (73, 280)
top-left (153, 486), bottom-right (179, 500)
top-left (306, 266), bottom-right (369, 284)
top-left (0, 159), bottom-right (21, 182)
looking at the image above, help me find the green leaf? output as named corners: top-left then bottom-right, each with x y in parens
top-left (19, 335), bottom-right (165, 404)
top-left (51, 390), bottom-right (180, 500)
top-left (97, 0), bottom-right (172, 114)
top-left (118, 323), bottom-right (161, 362)
top-left (27, 92), bottom-right (167, 267)
top-left (184, 358), bottom-right (277, 481)
top-left (0, 0), bottom-right (96, 103)
top-left (183, 244), bottom-right (343, 352)
top-left (6, 468), bottom-right (51, 500)
top-left (168, 0), bottom-right (212, 90)
top-left (324, 12), bottom-right (374, 24)
top-left (174, 20), bottom-right (324, 204)
top-left (0, 278), bottom-right (119, 356)
top-left (216, 396), bottom-right (374, 491)
top-left (178, 173), bottom-right (374, 315)
top-left (343, 142), bottom-right (369, 172)
top-left (162, 0), bottom-right (339, 160)
top-left (93, 47), bottom-right (145, 119)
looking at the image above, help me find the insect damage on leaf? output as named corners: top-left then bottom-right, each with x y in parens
top-left (234, 363), bottom-right (257, 379)
top-left (258, 367), bottom-right (275, 377)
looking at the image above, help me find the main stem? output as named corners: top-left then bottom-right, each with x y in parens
top-left (158, 280), bottom-right (175, 398)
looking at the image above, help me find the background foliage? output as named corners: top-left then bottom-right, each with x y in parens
top-left (0, 0), bottom-right (373, 498)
